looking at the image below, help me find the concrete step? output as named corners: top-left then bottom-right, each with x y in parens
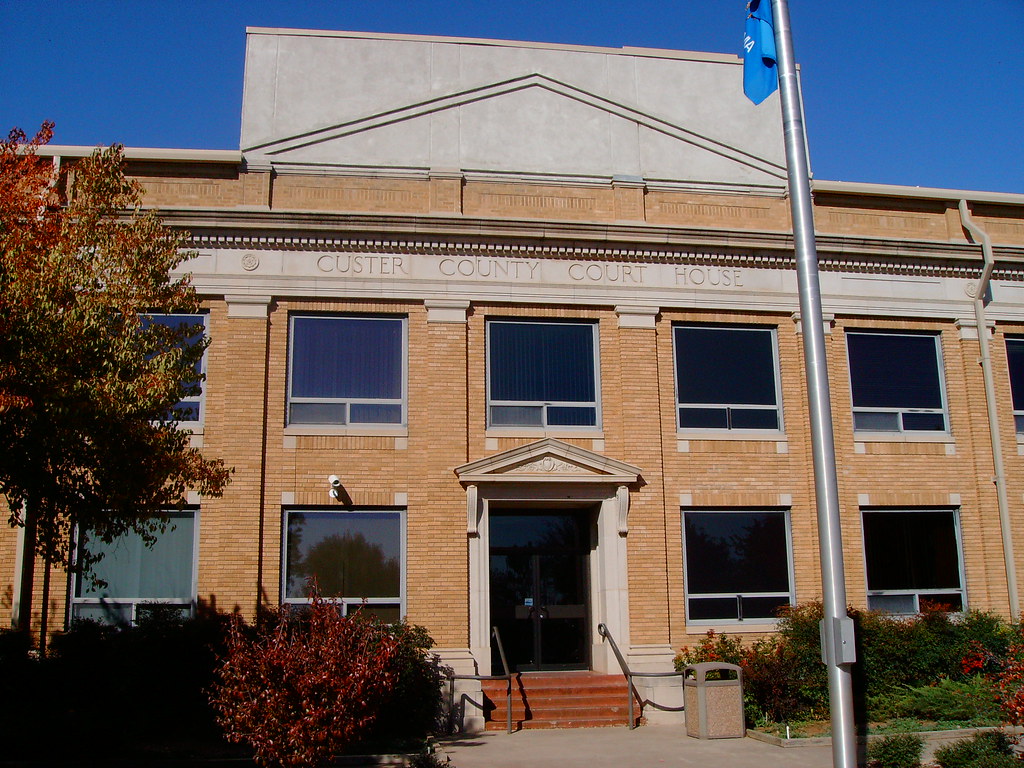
top-left (482, 672), bottom-right (638, 730)
top-left (489, 696), bottom-right (628, 712)
top-left (486, 715), bottom-right (632, 730)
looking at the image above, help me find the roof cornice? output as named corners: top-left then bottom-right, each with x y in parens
top-left (155, 208), bottom-right (1024, 274)
top-left (813, 179), bottom-right (1024, 207)
top-left (35, 146), bottom-right (242, 164)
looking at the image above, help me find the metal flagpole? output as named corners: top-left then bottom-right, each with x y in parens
top-left (769, 2), bottom-right (858, 767)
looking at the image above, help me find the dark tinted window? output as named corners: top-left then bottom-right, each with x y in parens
top-left (490, 322), bottom-right (596, 402)
top-left (285, 511), bottom-right (401, 601)
top-left (76, 512), bottom-right (195, 602)
top-left (291, 316), bottom-right (402, 399)
top-left (488, 321), bottom-right (598, 427)
top-left (289, 316), bottom-right (404, 425)
top-left (674, 326), bottom-right (780, 431)
top-left (143, 314), bottom-right (206, 422)
top-left (72, 511), bottom-right (197, 625)
top-left (862, 510), bottom-right (961, 592)
top-left (675, 326), bottom-right (777, 405)
top-left (1006, 339), bottom-right (1024, 411)
top-left (683, 510), bottom-right (791, 621)
top-left (847, 333), bottom-right (943, 409)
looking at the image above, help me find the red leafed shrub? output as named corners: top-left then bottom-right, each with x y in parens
top-left (996, 639), bottom-right (1024, 727)
top-left (210, 592), bottom-right (405, 768)
top-left (675, 629), bottom-right (745, 667)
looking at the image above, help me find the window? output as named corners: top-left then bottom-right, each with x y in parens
top-left (288, 315), bottom-right (405, 426)
top-left (1005, 338), bottom-right (1024, 433)
top-left (847, 331), bottom-right (948, 433)
top-left (72, 511), bottom-right (198, 625)
top-left (144, 313), bottom-right (206, 423)
top-left (862, 509), bottom-right (965, 613)
top-left (487, 320), bottom-right (599, 428)
top-left (283, 509), bottom-right (404, 621)
top-left (673, 325), bottom-right (782, 431)
top-left (682, 509), bottom-right (793, 622)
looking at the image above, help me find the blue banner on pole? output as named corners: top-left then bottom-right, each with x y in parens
top-left (743, 0), bottom-right (778, 105)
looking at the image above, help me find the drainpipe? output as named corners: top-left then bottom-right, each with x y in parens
top-left (958, 199), bottom-right (1019, 617)
top-left (10, 515), bottom-right (25, 629)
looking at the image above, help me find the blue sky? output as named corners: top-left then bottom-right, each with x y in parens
top-left (4, 1), bottom-right (1021, 194)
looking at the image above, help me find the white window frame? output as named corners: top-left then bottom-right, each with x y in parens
top-left (485, 319), bottom-right (602, 431)
top-left (681, 508), bottom-right (795, 626)
top-left (672, 324), bottom-right (784, 434)
top-left (146, 312), bottom-right (207, 427)
top-left (861, 507), bottom-right (967, 615)
top-left (846, 331), bottom-right (949, 435)
top-left (281, 507), bottom-right (407, 618)
top-left (70, 509), bottom-right (200, 625)
top-left (286, 314), bottom-right (408, 429)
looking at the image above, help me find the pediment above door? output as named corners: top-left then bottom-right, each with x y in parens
top-left (455, 437), bottom-right (641, 485)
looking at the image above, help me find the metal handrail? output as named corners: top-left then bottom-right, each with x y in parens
top-left (597, 622), bottom-right (686, 729)
top-left (446, 626), bottom-right (514, 734)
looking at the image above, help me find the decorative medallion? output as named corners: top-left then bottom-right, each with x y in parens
top-left (506, 456), bottom-right (580, 474)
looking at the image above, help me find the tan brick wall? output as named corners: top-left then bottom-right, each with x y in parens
top-left (272, 177), bottom-right (430, 214)
top-left (646, 192), bottom-right (791, 232)
top-left (613, 324), bottom-right (670, 645)
top-left (0, 523), bottom-right (16, 619)
top-left (0, 518), bottom-right (70, 642)
top-left (813, 196), bottom-right (955, 242)
top-left (825, 317), bottom-right (1010, 615)
top-left (405, 312), bottom-right (469, 646)
top-left (659, 310), bottom-right (823, 644)
top-left (128, 162), bottom-right (1024, 247)
top-left (7, 297), bottom-right (1023, 648)
top-left (994, 324), bottom-right (1024, 602)
top-left (6, 293), bottom-right (1023, 657)
top-left (7, 157), bottom-right (1024, 658)
top-left (136, 175), bottom-right (246, 208)
top-left (195, 299), bottom-right (269, 616)
top-left (463, 183), bottom-right (617, 222)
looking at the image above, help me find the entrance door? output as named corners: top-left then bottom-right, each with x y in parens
top-left (489, 511), bottom-right (589, 672)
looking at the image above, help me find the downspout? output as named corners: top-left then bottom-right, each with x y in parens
top-left (958, 199), bottom-right (1019, 617)
top-left (10, 510), bottom-right (25, 629)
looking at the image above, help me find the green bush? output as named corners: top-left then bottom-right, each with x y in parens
top-left (678, 602), bottom-right (830, 722)
top-left (867, 733), bottom-right (924, 768)
top-left (675, 602), bottom-right (1021, 728)
top-left (965, 755), bottom-right (1021, 768)
top-left (2, 606), bottom-right (446, 763)
top-left (955, 613), bottom-right (1016, 676)
top-left (0, 628), bottom-right (32, 663)
top-left (933, 731), bottom-right (1017, 768)
top-left (869, 676), bottom-right (1002, 725)
top-left (906, 677), bottom-right (1001, 724)
top-left (0, 609), bottom-right (235, 760)
top-left (855, 607), bottom-right (1017, 698)
top-left (674, 629), bottom-right (744, 670)
top-left (361, 619), bottom-right (449, 748)
top-left (774, 601), bottom-right (830, 716)
top-left (741, 634), bottom-right (803, 723)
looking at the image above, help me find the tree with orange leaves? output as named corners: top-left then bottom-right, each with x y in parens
top-left (0, 124), bottom-right (231, 636)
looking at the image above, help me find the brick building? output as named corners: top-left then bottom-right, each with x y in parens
top-left (4, 28), bottom-right (1024, 728)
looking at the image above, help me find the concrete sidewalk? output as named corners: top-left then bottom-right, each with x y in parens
top-left (439, 726), bottom-right (834, 768)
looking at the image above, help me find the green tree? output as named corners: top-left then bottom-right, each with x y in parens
top-left (0, 124), bottom-right (231, 635)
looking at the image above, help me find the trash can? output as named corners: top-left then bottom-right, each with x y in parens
top-left (683, 662), bottom-right (745, 739)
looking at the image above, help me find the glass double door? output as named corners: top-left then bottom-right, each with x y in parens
top-left (489, 511), bottom-right (589, 672)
